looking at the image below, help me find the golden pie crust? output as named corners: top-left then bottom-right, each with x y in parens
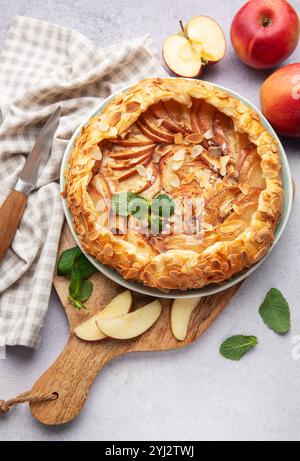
top-left (65, 77), bottom-right (283, 291)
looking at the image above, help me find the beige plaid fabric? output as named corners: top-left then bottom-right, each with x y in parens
top-left (0, 15), bottom-right (165, 351)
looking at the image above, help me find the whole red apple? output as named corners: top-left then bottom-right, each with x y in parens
top-left (260, 63), bottom-right (300, 137)
top-left (231, 0), bottom-right (300, 69)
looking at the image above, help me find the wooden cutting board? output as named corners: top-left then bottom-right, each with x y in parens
top-left (29, 222), bottom-right (240, 425)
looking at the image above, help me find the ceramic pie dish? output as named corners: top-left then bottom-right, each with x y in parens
top-left (61, 77), bottom-right (292, 298)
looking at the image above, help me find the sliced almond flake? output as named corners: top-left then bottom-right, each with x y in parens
top-left (239, 183), bottom-right (249, 194)
top-left (164, 82), bottom-right (179, 92)
top-left (109, 111), bottom-right (121, 127)
top-left (114, 94), bottom-right (123, 105)
top-left (172, 159), bottom-right (184, 171)
top-left (228, 164), bottom-right (235, 175)
top-left (119, 131), bottom-right (127, 139)
top-left (219, 200), bottom-right (233, 218)
top-left (109, 127), bottom-right (118, 137)
top-left (86, 145), bottom-right (102, 160)
top-left (146, 166), bottom-right (153, 180)
top-left (191, 145), bottom-right (204, 159)
top-left (174, 133), bottom-right (183, 144)
top-left (232, 204), bottom-right (242, 215)
top-left (185, 133), bottom-right (204, 144)
top-left (204, 129), bottom-right (214, 139)
top-left (97, 117), bottom-right (110, 132)
top-left (173, 149), bottom-right (185, 161)
top-left (136, 164), bottom-right (147, 177)
top-left (155, 144), bottom-right (171, 155)
top-left (170, 173), bottom-right (180, 188)
top-left (125, 101), bottom-right (141, 112)
top-left (220, 155), bottom-right (230, 176)
top-left (222, 142), bottom-right (227, 151)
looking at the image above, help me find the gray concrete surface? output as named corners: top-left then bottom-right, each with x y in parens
top-left (0, 0), bottom-right (300, 441)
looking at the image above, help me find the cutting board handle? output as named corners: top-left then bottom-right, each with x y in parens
top-left (29, 334), bottom-right (123, 425)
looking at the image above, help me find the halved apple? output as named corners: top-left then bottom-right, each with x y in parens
top-left (73, 290), bottom-right (133, 341)
top-left (163, 35), bottom-right (205, 78)
top-left (163, 16), bottom-right (226, 78)
top-left (171, 297), bottom-right (201, 341)
top-left (97, 300), bottom-right (162, 340)
top-left (187, 16), bottom-right (226, 64)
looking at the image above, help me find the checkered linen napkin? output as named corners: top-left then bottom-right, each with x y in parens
top-left (0, 16), bottom-right (165, 353)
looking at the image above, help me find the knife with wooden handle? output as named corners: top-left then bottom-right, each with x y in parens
top-left (0, 107), bottom-right (61, 262)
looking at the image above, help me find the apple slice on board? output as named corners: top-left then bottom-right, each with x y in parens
top-left (171, 297), bottom-right (201, 341)
top-left (74, 290), bottom-right (133, 341)
top-left (163, 16), bottom-right (226, 78)
top-left (97, 300), bottom-right (162, 340)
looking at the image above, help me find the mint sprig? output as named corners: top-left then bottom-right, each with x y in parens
top-left (57, 246), bottom-right (97, 310)
top-left (111, 191), bottom-right (175, 234)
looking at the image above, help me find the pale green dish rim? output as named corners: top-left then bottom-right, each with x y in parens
top-left (60, 78), bottom-right (293, 299)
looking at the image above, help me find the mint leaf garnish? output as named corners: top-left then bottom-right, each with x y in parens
top-left (220, 335), bottom-right (258, 361)
top-left (111, 192), bottom-right (139, 216)
top-left (128, 196), bottom-right (149, 219)
top-left (151, 193), bottom-right (175, 217)
top-left (77, 279), bottom-right (93, 302)
top-left (75, 254), bottom-right (98, 279)
top-left (148, 215), bottom-right (163, 234)
top-left (259, 288), bottom-right (291, 334)
top-left (57, 246), bottom-right (82, 276)
top-left (69, 269), bottom-right (82, 299)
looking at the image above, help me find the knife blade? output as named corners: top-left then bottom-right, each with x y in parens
top-left (0, 106), bottom-right (61, 262)
top-left (19, 106), bottom-right (61, 191)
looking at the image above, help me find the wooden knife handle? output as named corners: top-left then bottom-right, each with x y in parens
top-left (29, 334), bottom-right (125, 425)
top-left (0, 190), bottom-right (28, 262)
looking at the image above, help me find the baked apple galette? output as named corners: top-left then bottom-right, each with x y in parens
top-left (65, 78), bottom-right (283, 291)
